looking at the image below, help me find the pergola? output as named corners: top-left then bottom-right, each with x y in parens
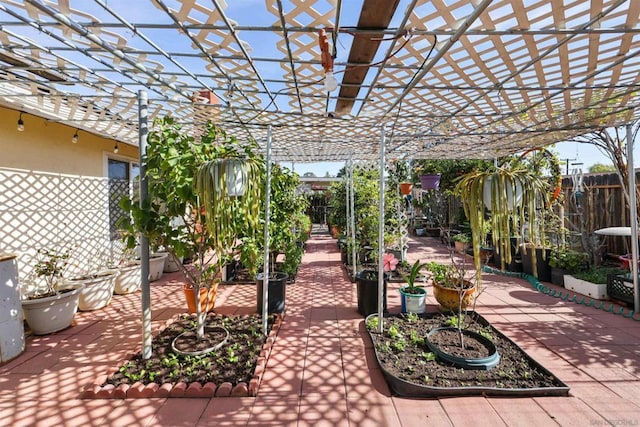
top-left (2, 0), bottom-right (639, 339)
top-left (0, 0), bottom-right (639, 162)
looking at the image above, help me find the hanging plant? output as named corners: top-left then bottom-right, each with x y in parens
top-left (195, 156), bottom-right (262, 256)
top-left (455, 165), bottom-right (549, 281)
top-left (517, 147), bottom-right (563, 206)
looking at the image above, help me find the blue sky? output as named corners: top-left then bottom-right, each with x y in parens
top-left (40, 1), bottom-right (635, 175)
top-left (291, 138), bottom-right (640, 177)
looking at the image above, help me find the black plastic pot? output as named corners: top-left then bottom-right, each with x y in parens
top-left (493, 237), bottom-right (521, 271)
top-left (550, 267), bottom-right (567, 287)
top-left (256, 272), bottom-right (288, 314)
top-left (521, 247), bottom-right (552, 282)
top-left (355, 270), bottom-right (387, 317)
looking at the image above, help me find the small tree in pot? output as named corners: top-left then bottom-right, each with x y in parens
top-left (120, 117), bottom-right (264, 341)
top-left (22, 247), bottom-right (84, 335)
top-left (32, 248), bottom-right (71, 297)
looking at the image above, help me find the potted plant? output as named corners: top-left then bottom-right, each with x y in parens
top-left (424, 254), bottom-right (498, 370)
top-left (419, 173), bottom-right (441, 190)
top-left (66, 252), bottom-right (118, 311)
top-left (21, 248), bottom-right (83, 335)
top-left (455, 162), bottom-right (549, 283)
top-left (148, 252), bottom-right (169, 281)
top-left (257, 164), bottom-right (307, 312)
top-left (428, 261), bottom-right (476, 312)
top-left (548, 248), bottom-right (589, 286)
top-left (398, 259), bottom-right (428, 314)
top-left (120, 117), bottom-right (264, 343)
top-left (108, 247), bottom-right (142, 295)
top-left (355, 269), bottom-right (387, 317)
top-left (565, 266), bottom-right (626, 300)
top-left (451, 232), bottom-right (471, 254)
top-left (399, 182), bottom-right (413, 196)
top-left (519, 242), bottom-right (553, 282)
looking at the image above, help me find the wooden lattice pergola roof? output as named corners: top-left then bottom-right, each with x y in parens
top-left (1, 0), bottom-right (639, 162)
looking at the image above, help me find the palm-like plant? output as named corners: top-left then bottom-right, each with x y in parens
top-left (403, 259), bottom-right (427, 294)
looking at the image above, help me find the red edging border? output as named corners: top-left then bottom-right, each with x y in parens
top-left (81, 314), bottom-right (283, 399)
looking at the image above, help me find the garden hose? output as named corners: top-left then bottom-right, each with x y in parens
top-left (482, 266), bottom-right (639, 321)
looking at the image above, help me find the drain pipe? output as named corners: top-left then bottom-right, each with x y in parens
top-left (626, 124), bottom-right (639, 314)
top-left (349, 155), bottom-right (356, 280)
top-left (138, 90), bottom-right (152, 360)
top-left (262, 125), bottom-right (272, 336)
top-left (377, 125), bottom-right (386, 333)
top-left (345, 157), bottom-right (351, 268)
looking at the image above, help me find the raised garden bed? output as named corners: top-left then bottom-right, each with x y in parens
top-left (366, 312), bottom-right (569, 397)
top-left (82, 313), bottom-right (281, 398)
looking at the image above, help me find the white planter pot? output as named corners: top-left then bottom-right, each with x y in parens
top-left (21, 284), bottom-right (83, 335)
top-left (399, 287), bottom-right (427, 314)
top-left (223, 158), bottom-right (246, 196)
top-left (68, 272), bottom-right (117, 311)
top-left (163, 253), bottom-right (183, 273)
top-left (564, 274), bottom-right (607, 300)
top-left (482, 176), bottom-right (523, 212)
top-left (114, 263), bottom-right (142, 295)
top-left (149, 253), bottom-right (169, 281)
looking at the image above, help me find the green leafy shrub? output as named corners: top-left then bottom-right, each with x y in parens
top-left (573, 266), bottom-right (626, 284)
top-left (549, 249), bottom-right (589, 273)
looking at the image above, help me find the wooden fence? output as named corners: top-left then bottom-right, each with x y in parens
top-left (560, 170), bottom-right (640, 256)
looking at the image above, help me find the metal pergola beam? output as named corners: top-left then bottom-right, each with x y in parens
top-left (5, 22), bottom-right (640, 37)
top-left (1, 0), bottom-right (639, 163)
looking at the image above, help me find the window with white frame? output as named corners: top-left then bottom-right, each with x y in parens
top-left (107, 157), bottom-right (139, 240)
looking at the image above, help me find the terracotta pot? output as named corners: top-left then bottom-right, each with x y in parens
top-left (330, 225), bottom-right (340, 238)
top-left (432, 280), bottom-right (476, 312)
top-left (454, 241), bottom-right (469, 254)
top-left (183, 283), bottom-right (217, 314)
top-left (399, 182), bottom-right (413, 195)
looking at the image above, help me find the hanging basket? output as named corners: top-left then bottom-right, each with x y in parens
top-left (223, 158), bottom-right (246, 197)
top-left (399, 182), bottom-right (413, 195)
top-left (419, 174), bottom-right (441, 190)
top-left (482, 176), bottom-right (523, 212)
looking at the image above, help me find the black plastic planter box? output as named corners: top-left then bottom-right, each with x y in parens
top-left (366, 312), bottom-right (570, 398)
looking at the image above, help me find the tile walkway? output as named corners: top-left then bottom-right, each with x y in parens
top-left (1, 226), bottom-right (640, 426)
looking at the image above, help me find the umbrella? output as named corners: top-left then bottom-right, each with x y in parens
top-left (594, 227), bottom-right (632, 236)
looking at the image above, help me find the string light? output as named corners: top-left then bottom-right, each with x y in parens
top-left (72, 129), bottom-right (79, 143)
top-left (318, 28), bottom-right (338, 92)
top-left (17, 112), bottom-right (24, 132)
top-left (114, 141), bottom-right (119, 153)
top-left (324, 72), bottom-right (338, 92)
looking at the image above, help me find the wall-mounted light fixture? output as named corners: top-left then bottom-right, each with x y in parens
top-left (318, 29), bottom-right (338, 92)
top-left (17, 112), bottom-right (24, 132)
top-left (114, 141), bottom-right (119, 154)
top-left (72, 129), bottom-right (79, 143)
